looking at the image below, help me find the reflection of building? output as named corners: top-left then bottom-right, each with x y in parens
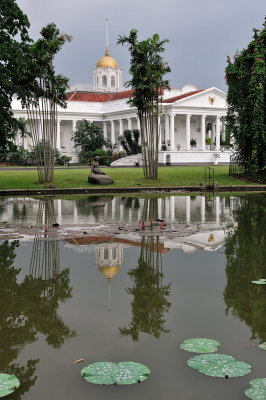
top-left (96, 243), bottom-right (123, 283)
top-left (96, 243), bottom-right (123, 311)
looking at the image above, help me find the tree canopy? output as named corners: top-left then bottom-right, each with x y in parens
top-left (72, 119), bottom-right (107, 156)
top-left (225, 20), bottom-right (265, 181)
top-left (0, 0), bottom-right (30, 153)
top-left (118, 30), bottom-right (170, 179)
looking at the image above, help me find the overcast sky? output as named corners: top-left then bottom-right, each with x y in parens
top-left (17, 0), bottom-right (264, 92)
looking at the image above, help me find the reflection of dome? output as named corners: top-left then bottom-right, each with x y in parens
top-left (96, 48), bottom-right (118, 68)
top-left (208, 234), bottom-right (215, 243)
top-left (99, 265), bottom-right (120, 281)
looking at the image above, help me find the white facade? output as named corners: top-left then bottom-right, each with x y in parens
top-left (11, 50), bottom-right (231, 164)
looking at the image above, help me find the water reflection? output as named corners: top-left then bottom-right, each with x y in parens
top-left (0, 240), bottom-right (38, 399)
top-left (0, 194), bottom-right (238, 227)
top-left (224, 194), bottom-right (266, 342)
top-left (119, 236), bottom-right (171, 341)
top-left (0, 200), bottom-right (76, 398)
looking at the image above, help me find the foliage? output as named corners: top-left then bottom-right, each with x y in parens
top-left (72, 120), bottom-right (107, 162)
top-left (0, 0), bottom-right (30, 153)
top-left (190, 138), bottom-right (197, 146)
top-left (225, 21), bottom-right (265, 181)
top-left (187, 353), bottom-right (251, 378)
top-left (118, 29), bottom-right (170, 179)
top-left (224, 194), bottom-right (266, 342)
top-left (81, 362), bottom-right (150, 385)
top-left (18, 23), bottom-right (71, 183)
top-left (119, 129), bottom-right (142, 155)
top-left (205, 138), bottom-right (212, 145)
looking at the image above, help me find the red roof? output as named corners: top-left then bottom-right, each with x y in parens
top-left (67, 89), bottom-right (134, 102)
top-left (162, 89), bottom-right (206, 103)
top-left (67, 88), bottom-right (206, 103)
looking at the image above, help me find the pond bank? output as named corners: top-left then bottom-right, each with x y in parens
top-left (0, 185), bottom-right (265, 196)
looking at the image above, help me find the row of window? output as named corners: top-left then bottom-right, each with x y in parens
top-left (96, 75), bottom-right (116, 87)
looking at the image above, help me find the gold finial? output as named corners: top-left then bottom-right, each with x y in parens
top-left (105, 47), bottom-right (109, 57)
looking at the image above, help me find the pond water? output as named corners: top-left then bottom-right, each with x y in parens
top-left (0, 193), bottom-right (265, 400)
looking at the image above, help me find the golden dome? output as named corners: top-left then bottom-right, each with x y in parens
top-left (99, 265), bottom-right (120, 280)
top-left (96, 48), bottom-right (118, 68)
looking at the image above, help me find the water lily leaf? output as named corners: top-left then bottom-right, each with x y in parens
top-left (81, 362), bottom-right (150, 385)
top-left (180, 338), bottom-right (220, 353)
top-left (258, 343), bottom-right (266, 351)
top-left (252, 281), bottom-right (266, 285)
top-left (187, 354), bottom-right (251, 378)
top-left (245, 378), bottom-right (266, 399)
top-left (0, 374), bottom-right (20, 397)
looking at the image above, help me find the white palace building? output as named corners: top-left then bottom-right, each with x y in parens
top-left (12, 46), bottom-right (231, 165)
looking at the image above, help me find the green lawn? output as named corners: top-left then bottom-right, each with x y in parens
top-left (0, 166), bottom-right (256, 190)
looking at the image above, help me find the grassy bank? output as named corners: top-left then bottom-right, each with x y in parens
top-left (0, 166), bottom-right (257, 190)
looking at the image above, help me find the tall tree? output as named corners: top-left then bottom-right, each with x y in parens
top-left (0, 0), bottom-right (30, 153)
top-left (225, 21), bottom-right (265, 181)
top-left (19, 23), bottom-right (71, 183)
top-left (118, 30), bottom-right (170, 179)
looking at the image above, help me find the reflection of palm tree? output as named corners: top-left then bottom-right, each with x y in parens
top-left (224, 195), bottom-right (266, 342)
top-left (119, 236), bottom-right (171, 341)
top-left (27, 199), bottom-right (76, 347)
top-left (0, 201), bottom-right (76, 397)
top-left (30, 199), bottom-right (59, 279)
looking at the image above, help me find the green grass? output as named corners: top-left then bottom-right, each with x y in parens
top-left (0, 166), bottom-right (258, 190)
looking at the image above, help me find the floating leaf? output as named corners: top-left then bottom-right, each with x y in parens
top-left (180, 338), bottom-right (220, 353)
top-left (258, 343), bottom-right (266, 351)
top-left (259, 279), bottom-right (266, 282)
top-left (245, 378), bottom-right (266, 399)
top-left (0, 374), bottom-right (20, 398)
top-left (81, 362), bottom-right (150, 385)
top-left (187, 353), bottom-right (251, 378)
top-left (252, 281), bottom-right (266, 285)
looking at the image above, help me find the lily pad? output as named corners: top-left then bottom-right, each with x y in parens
top-left (258, 343), bottom-right (266, 351)
top-left (187, 353), bottom-right (251, 378)
top-left (252, 281), bottom-right (266, 285)
top-left (180, 338), bottom-right (220, 353)
top-left (81, 362), bottom-right (150, 385)
top-left (0, 374), bottom-right (20, 398)
top-left (245, 378), bottom-right (266, 399)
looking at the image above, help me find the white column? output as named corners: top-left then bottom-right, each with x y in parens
top-left (222, 119), bottom-right (226, 141)
top-left (165, 114), bottom-right (170, 146)
top-left (186, 196), bottom-right (191, 223)
top-left (127, 117), bottom-right (132, 131)
top-left (201, 196), bottom-right (205, 222)
top-left (39, 120), bottom-right (42, 141)
top-left (119, 119), bottom-right (123, 150)
top-left (165, 198), bottom-right (170, 220)
top-left (211, 122), bottom-right (215, 144)
top-left (72, 120), bottom-right (77, 132)
top-left (56, 119), bottom-right (61, 150)
top-left (111, 120), bottom-right (115, 144)
top-left (186, 114), bottom-right (191, 150)
top-left (216, 115), bottom-right (220, 150)
top-left (201, 114), bottom-right (206, 150)
top-left (137, 117), bottom-right (140, 131)
top-left (73, 202), bottom-right (78, 224)
top-left (170, 196), bottom-right (175, 220)
top-left (158, 116), bottom-right (162, 149)
top-left (170, 113), bottom-right (175, 150)
top-left (103, 121), bottom-right (107, 141)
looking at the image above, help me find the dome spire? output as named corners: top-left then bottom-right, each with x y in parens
top-left (105, 18), bottom-right (109, 56)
